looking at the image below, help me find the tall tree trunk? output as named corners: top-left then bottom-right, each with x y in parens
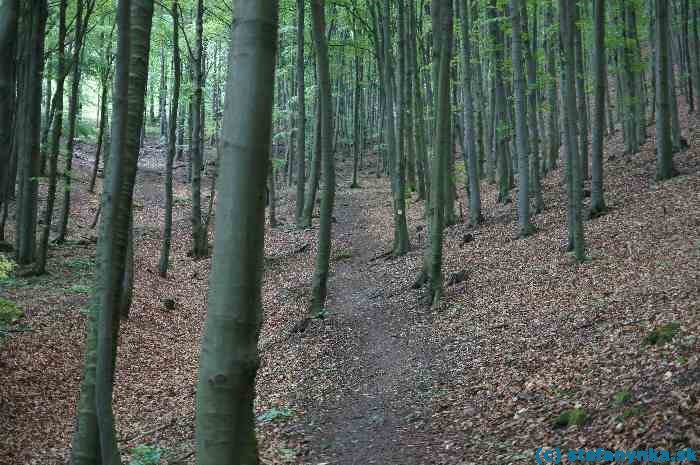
top-left (490, 0), bottom-right (510, 204)
top-left (195, 2), bottom-right (278, 463)
top-left (90, 69), bottom-right (110, 194)
top-left (295, 0), bottom-right (306, 225)
top-left (382, 0), bottom-right (409, 256)
top-left (590, 0), bottom-right (608, 218)
top-left (559, 0), bottom-right (586, 262)
top-left (458, 0), bottom-right (482, 226)
top-left (15, 0), bottom-right (48, 266)
top-left (58, 0), bottom-right (92, 243)
top-left (574, 3), bottom-right (589, 180)
top-left (300, 98), bottom-right (321, 228)
top-left (0, 0), bottom-right (18, 207)
top-left (410, 0), bottom-right (428, 201)
top-left (656, 0), bottom-right (675, 180)
top-left (36, 0), bottom-right (68, 275)
top-left (511, 0), bottom-right (533, 237)
top-left (545, 0), bottom-right (560, 173)
top-left (190, 0), bottom-right (207, 257)
top-left (351, 34), bottom-right (361, 189)
top-left (429, 0), bottom-right (453, 308)
top-left (309, 0), bottom-right (336, 315)
top-left (159, 0), bottom-right (181, 278)
top-left (522, 0), bottom-right (544, 212)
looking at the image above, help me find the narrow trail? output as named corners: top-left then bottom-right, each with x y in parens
top-left (303, 182), bottom-right (440, 465)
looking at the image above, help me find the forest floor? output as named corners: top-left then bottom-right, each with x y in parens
top-left (1, 110), bottom-right (700, 465)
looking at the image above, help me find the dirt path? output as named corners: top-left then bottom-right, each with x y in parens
top-left (302, 184), bottom-right (440, 464)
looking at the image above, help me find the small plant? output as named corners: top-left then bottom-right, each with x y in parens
top-left (313, 307), bottom-right (330, 320)
top-left (67, 284), bottom-right (92, 295)
top-left (257, 407), bottom-right (294, 423)
top-left (65, 257), bottom-right (95, 271)
top-left (644, 322), bottom-right (681, 346)
top-left (333, 249), bottom-right (353, 261)
top-left (0, 298), bottom-right (24, 325)
top-left (277, 447), bottom-right (298, 463)
top-left (613, 389), bottom-right (633, 405)
top-left (0, 254), bottom-right (15, 280)
top-left (129, 444), bottom-right (163, 465)
top-left (553, 408), bottom-right (588, 428)
top-left (619, 405), bottom-right (643, 421)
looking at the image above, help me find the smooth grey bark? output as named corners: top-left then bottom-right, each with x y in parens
top-left (159, 0), bottom-right (180, 278)
top-left (559, 0), bottom-right (586, 262)
top-left (90, 51), bottom-right (111, 194)
top-left (351, 35), bottom-right (361, 189)
top-left (490, 0), bottom-right (510, 204)
top-left (511, 0), bottom-right (533, 238)
top-left (656, 0), bottom-right (675, 180)
top-left (190, 0), bottom-right (207, 257)
top-left (521, 0), bottom-right (543, 213)
top-left (309, 0), bottom-right (336, 315)
top-left (195, 2), bottom-right (278, 464)
top-left (15, 0), bottom-right (48, 266)
top-left (410, 0), bottom-right (428, 201)
top-left (429, 0), bottom-right (453, 308)
top-left (458, 0), bottom-right (481, 226)
top-left (590, 0), bottom-right (607, 218)
top-left (300, 98), bottom-right (321, 228)
top-left (382, 0), bottom-right (409, 256)
top-left (545, 1), bottom-right (560, 173)
top-left (36, 0), bottom-right (68, 275)
top-left (0, 0), bottom-right (18, 206)
top-left (58, 0), bottom-right (91, 243)
top-left (574, 3), bottom-right (589, 180)
top-left (295, 0), bottom-right (306, 225)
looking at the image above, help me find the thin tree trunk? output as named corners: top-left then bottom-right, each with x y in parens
top-left (190, 0), bottom-right (207, 257)
top-left (559, 0), bottom-right (586, 262)
top-left (159, 0), bottom-right (181, 278)
top-left (309, 0), bottom-right (336, 315)
top-left (36, 0), bottom-right (68, 275)
top-left (590, 0), bottom-right (608, 218)
top-left (458, 0), bottom-right (482, 225)
top-left (656, 0), bottom-right (675, 180)
top-left (295, 0), bottom-right (306, 226)
top-left (429, 0), bottom-right (453, 308)
top-left (511, 0), bottom-right (533, 237)
top-left (58, 0), bottom-right (91, 243)
top-left (382, 0), bottom-right (409, 256)
top-left (522, 0), bottom-right (543, 212)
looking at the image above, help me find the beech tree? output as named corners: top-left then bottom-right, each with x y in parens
top-left (195, 1), bottom-right (279, 463)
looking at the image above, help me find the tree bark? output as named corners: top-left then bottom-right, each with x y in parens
top-left (15, 0), bottom-right (48, 266)
top-left (382, 0), bottom-right (409, 256)
top-left (295, 0), bottom-right (307, 225)
top-left (194, 2), bottom-right (278, 464)
top-left (309, 0), bottom-right (336, 315)
top-left (511, 0), bottom-right (533, 238)
top-left (190, 0), bottom-right (207, 257)
top-left (559, 0), bottom-right (586, 262)
top-left (36, 0), bottom-right (68, 275)
top-left (0, 0), bottom-right (19, 206)
top-left (656, 0), bottom-right (675, 180)
top-left (58, 0), bottom-right (92, 243)
top-left (590, 0), bottom-right (608, 218)
top-left (159, 0), bottom-right (181, 278)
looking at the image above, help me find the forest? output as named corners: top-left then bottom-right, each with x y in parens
top-left (0, 0), bottom-right (698, 464)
